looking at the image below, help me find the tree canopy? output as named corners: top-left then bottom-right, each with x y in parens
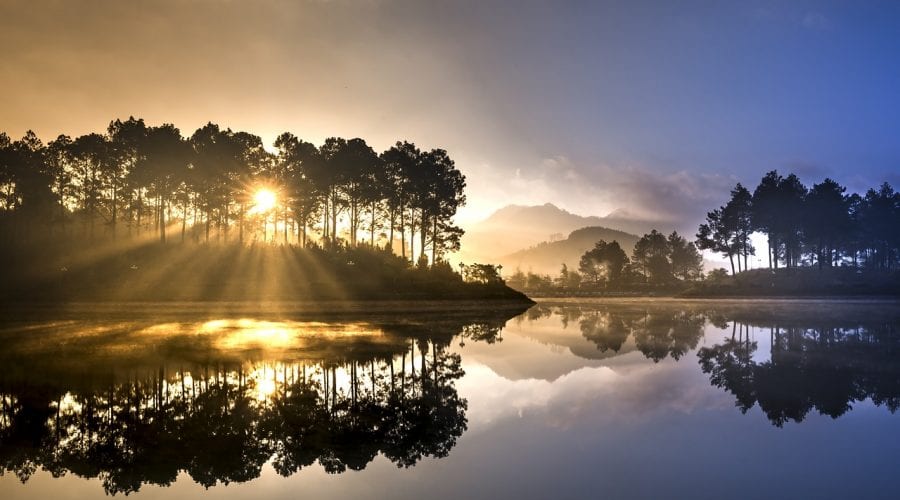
top-left (0, 118), bottom-right (467, 266)
top-left (698, 171), bottom-right (898, 273)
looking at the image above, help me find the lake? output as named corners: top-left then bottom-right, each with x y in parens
top-left (1, 298), bottom-right (900, 499)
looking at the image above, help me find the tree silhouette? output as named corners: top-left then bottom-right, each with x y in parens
top-left (803, 178), bottom-right (851, 269)
top-left (632, 230), bottom-right (671, 283)
top-left (750, 170), bottom-right (783, 269)
top-left (667, 231), bottom-right (703, 280)
top-left (578, 240), bottom-right (629, 286)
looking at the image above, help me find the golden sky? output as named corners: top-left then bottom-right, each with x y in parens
top-left (4, 1), bottom-right (899, 228)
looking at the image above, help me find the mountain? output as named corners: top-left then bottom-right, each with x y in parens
top-left (498, 226), bottom-right (641, 276)
top-left (457, 203), bottom-right (654, 269)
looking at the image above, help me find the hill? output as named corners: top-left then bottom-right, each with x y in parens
top-left (458, 203), bottom-right (654, 265)
top-left (499, 226), bottom-right (641, 276)
top-left (0, 241), bottom-right (533, 303)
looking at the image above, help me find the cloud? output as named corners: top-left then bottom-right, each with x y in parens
top-left (465, 155), bottom-right (736, 231)
top-left (458, 354), bottom-right (729, 431)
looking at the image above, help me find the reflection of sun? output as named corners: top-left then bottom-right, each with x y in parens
top-left (200, 319), bottom-right (385, 350)
top-left (255, 378), bottom-right (277, 401)
top-left (251, 188), bottom-right (276, 213)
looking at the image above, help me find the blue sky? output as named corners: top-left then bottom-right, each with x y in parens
top-left (2, 0), bottom-right (899, 227)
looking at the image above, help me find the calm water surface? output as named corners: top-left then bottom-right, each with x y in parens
top-left (2, 299), bottom-right (900, 499)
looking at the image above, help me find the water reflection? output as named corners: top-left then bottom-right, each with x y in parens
top-left (0, 304), bottom-right (525, 495)
top-left (698, 321), bottom-right (900, 426)
top-left (3, 300), bottom-right (900, 497)
top-left (518, 303), bottom-right (706, 362)
top-left (517, 301), bottom-right (900, 426)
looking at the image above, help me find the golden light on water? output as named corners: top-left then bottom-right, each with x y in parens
top-left (254, 377), bottom-right (278, 401)
top-left (250, 188), bottom-right (277, 214)
top-left (198, 318), bottom-right (386, 351)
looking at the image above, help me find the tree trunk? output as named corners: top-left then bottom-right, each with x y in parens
top-left (302, 217), bottom-right (307, 247)
top-left (420, 208), bottom-right (427, 264)
top-left (239, 203), bottom-right (244, 244)
top-left (330, 188), bottom-right (337, 245)
top-left (772, 241), bottom-right (777, 269)
top-left (400, 202), bottom-right (405, 258)
top-left (370, 201), bottom-right (376, 247)
top-left (409, 208), bottom-right (415, 262)
top-left (389, 205), bottom-right (395, 253)
top-left (431, 215), bottom-right (438, 265)
top-left (111, 180), bottom-right (117, 240)
top-left (158, 194), bottom-right (166, 243)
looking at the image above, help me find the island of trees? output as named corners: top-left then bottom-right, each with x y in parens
top-left (0, 117), bottom-right (527, 302)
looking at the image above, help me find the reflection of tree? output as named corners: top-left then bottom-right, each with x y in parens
top-left (631, 311), bottom-right (705, 362)
top-left (579, 312), bottom-right (629, 353)
top-left (460, 323), bottom-right (503, 344)
top-left (0, 345), bottom-right (467, 494)
top-left (697, 323), bottom-right (756, 413)
top-left (520, 304), bottom-right (706, 362)
top-left (699, 322), bottom-right (900, 427)
top-left (0, 304), bottom-right (527, 495)
top-left (185, 369), bottom-right (269, 488)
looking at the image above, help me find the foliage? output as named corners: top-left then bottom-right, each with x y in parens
top-left (578, 240), bottom-right (629, 285)
top-left (700, 171), bottom-right (899, 273)
top-left (0, 119), bottom-right (466, 267)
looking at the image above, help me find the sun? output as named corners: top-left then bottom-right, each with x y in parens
top-left (251, 188), bottom-right (277, 213)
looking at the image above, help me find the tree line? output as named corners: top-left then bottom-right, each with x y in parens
top-left (506, 229), bottom-right (704, 292)
top-left (0, 117), bottom-right (466, 265)
top-left (697, 171), bottom-right (899, 274)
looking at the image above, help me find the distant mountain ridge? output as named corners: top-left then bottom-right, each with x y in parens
top-left (499, 226), bottom-right (641, 275)
top-left (457, 203), bottom-right (655, 270)
top-left (475, 203), bottom-right (607, 231)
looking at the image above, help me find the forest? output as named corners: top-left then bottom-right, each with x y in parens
top-left (697, 171), bottom-right (900, 274)
top-left (0, 118), bottom-right (533, 302)
top-left (0, 117), bottom-right (465, 262)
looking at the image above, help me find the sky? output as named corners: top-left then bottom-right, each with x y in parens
top-left (2, 0), bottom-right (900, 228)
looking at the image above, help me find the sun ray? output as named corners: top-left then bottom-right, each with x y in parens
top-left (249, 188), bottom-right (277, 215)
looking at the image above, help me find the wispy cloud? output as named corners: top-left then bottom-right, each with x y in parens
top-left (500, 156), bottom-right (736, 229)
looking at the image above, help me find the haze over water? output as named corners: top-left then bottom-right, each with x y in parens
top-left (2, 299), bottom-right (899, 499)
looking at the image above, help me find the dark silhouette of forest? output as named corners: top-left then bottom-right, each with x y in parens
top-left (0, 305), bottom-right (524, 494)
top-left (0, 118), bottom-right (528, 302)
top-left (697, 171), bottom-right (899, 274)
